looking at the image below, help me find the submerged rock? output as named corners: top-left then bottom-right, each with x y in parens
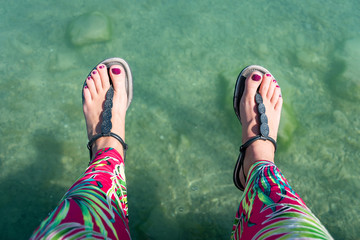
top-left (331, 38), bottom-right (360, 101)
top-left (12, 38), bottom-right (33, 55)
top-left (333, 110), bottom-right (349, 127)
top-left (68, 12), bottom-right (111, 46)
top-left (48, 51), bottom-right (77, 72)
top-left (278, 103), bottom-right (297, 148)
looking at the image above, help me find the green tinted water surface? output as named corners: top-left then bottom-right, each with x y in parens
top-left (0, 0), bottom-right (359, 239)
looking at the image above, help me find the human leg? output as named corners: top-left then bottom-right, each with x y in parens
top-left (31, 59), bottom-right (132, 240)
top-left (231, 68), bottom-right (332, 239)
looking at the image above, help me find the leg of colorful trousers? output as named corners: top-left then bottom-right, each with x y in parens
top-left (231, 161), bottom-right (333, 240)
top-left (30, 148), bottom-right (130, 240)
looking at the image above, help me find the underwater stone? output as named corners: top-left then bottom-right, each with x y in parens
top-left (333, 110), bottom-right (349, 127)
top-left (48, 51), bottom-right (77, 71)
top-left (332, 38), bottom-right (360, 101)
top-left (296, 47), bottom-right (325, 68)
top-left (278, 103), bottom-right (297, 148)
top-left (12, 38), bottom-right (33, 55)
top-left (68, 12), bottom-right (111, 46)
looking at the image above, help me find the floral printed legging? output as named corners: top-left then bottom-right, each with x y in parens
top-left (31, 148), bottom-right (130, 240)
top-left (231, 161), bottom-right (332, 240)
top-left (31, 149), bottom-right (332, 239)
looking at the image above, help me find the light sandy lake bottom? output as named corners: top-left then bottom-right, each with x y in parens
top-left (0, 0), bottom-right (359, 239)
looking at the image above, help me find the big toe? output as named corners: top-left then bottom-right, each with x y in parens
top-left (243, 71), bottom-right (263, 99)
top-left (109, 65), bottom-right (126, 92)
top-left (109, 65), bottom-right (128, 107)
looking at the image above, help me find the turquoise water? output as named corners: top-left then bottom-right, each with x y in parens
top-left (0, 0), bottom-right (359, 239)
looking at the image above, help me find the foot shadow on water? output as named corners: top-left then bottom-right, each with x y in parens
top-left (0, 130), bottom-right (67, 239)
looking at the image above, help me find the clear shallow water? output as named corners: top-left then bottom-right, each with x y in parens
top-left (0, 0), bottom-right (359, 239)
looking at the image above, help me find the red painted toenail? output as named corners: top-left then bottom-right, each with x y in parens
top-left (84, 85), bottom-right (88, 89)
top-left (87, 76), bottom-right (91, 80)
top-left (92, 71), bottom-right (97, 74)
top-left (111, 68), bottom-right (121, 75)
top-left (276, 85), bottom-right (280, 88)
top-left (266, 74), bottom-right (271, 77)
top-left (252, 74), bottom-right (261, 81)
top-left (273, 79), bottom-right (277, 83)
top-left (99, 65), bottom-right (104, 69)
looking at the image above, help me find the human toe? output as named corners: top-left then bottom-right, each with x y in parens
top-left (275, 93), bottom-right (283, 111)
top-left (86, 76), bottom-right (97, 96)
top-left (91, 69), bottom-right (103, 92)
top-left (265, 75), bottom-right (277, 99)
top-left (109, 65), bottom-right (126, 93)
top-left (259, 73), bottom-right (272, 97)
top-left (96, 64), bottom-right (110, 89)
top-left (243, 71), bottom-right (263, 99)
top-left (83, 84), bottom-right (92, 102)
top-left (271, 85), bottom-right (281, 105)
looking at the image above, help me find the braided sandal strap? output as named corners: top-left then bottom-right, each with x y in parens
top-left (234, 92), bottom-right (277, 191)
top-left (87, 87), bottom-right (128, 162)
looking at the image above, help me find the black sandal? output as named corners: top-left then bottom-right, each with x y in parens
top-left (83, 58), bottom-right (133, 161)
top-left (233, 65), bottom-right (277, 191)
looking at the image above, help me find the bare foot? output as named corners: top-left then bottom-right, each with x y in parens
top-left (239, 71), bottom-right (283, 186)
top-left (83, 63), bottom-right (128, 159)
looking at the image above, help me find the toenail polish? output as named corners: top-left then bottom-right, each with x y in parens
top-left (266, 74), bottom-right (271, 77)
top-left (87, 76), bottom-right (91, 80)
top-left (273, 79), bottom-right (277, 83)
top-left (99, 65), bottom-right (104, 69)
top-left (276, 85), bottom-right (280, 88)
top-left (92, 71), bottom-right (97, 75)
top-left (84, 85), bottom-right (88, 89)
top-left (252, 74), bottom-right (261, 81)
top-left (112, 68), bottom-right (121, 75)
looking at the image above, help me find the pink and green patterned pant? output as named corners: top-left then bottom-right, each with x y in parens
top-left (31, 148), bottom-right (130, 240)
top-left (31, 150), bottom-right (332, 239)
top-left (231, 160), bottom-right (332, 239)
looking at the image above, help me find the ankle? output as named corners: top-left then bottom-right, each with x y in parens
top-left (91, 137), bottom-right (125, 160)
top-left (243, 141), bottom-right (275, 177)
